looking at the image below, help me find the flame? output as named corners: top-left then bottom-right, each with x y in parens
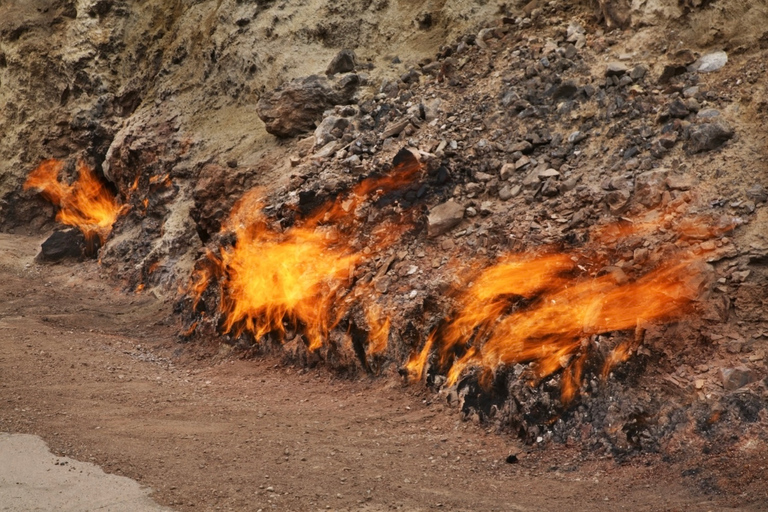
top-left (188, 150), bottom-right (423, 355)
top-left (407, 213), bottom-right (725, 404)
top-left (24, 159), bottom-right (122, 246)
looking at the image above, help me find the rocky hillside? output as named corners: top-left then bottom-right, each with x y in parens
top-left (3, 0), bottom-right (768, 490)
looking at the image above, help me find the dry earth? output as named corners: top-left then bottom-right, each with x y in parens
top-left (1, 234), bottom-right (765, 511)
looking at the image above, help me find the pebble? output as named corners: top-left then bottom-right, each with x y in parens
top-left (695, 51), bottom-right (728, 73)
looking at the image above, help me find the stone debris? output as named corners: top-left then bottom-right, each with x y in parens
top-left (427, 201), bottom-right (465, 238)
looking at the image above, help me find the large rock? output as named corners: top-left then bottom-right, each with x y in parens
top-left (686, 121), bottom-right (734, 154)
top-left (427, 201), bottom-right (465, 238)
top-left (257, 74), bottom-right (359, 138)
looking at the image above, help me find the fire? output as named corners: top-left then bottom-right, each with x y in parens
top-left (188, 149), bottom-right (422, 355)
top-left (407, 212), bottom-right (726, 404)
top-left (24, 159), bottom-right (122, 247)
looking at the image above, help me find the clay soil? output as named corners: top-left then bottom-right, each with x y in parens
top-left (1, 233), bottom-right (764, 511)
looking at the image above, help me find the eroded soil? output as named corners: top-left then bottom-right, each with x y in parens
top-left (1, 233), bottom-right (765, 511)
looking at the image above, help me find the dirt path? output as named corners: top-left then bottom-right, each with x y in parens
top-left (0, 233), bottom-right (761, 511)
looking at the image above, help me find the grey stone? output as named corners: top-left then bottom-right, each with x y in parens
top-left (746, 184), bottom-right (767, 203)
top-left (695, 51), bottom-right (728, 73)
top-left (314, 115), bottom-right (349, 146)
top-left (325, 49), bottom-right (357, 76)
top-left (687, 121), bottom-right (734, 153)
top-left (605, 62), bottom-right (628, 77)
top-left (697, 108), bottom-right (720, 119)
top-left (629, 65), bottom-right (647, 80)
top-left (427, 201), bottom-right (465, 237)
top-left (720, 366), bottom-right (758, 391)
top-left (498, 186), bottom-right (513, 201)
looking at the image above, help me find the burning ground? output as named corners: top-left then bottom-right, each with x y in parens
top-left (4, 0), bottom-right (768, 506)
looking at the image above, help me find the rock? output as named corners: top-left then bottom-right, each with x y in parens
top-left (605, 62), bottom-right (628, 77)
top-left (498, 186), bottom-right (513, 201)
top-left (720, 366), bottom-right (758, 391)
top-left (380, 118), bottom-right (413, 139)
top-left (686, 121), bottom-right (734, 153)
top-left (697, 108), bottom-right (720, 119)
top-left (257, 74), bottom-right (359, 138)
top-left (668, 99), bottom-right (690, 119)
top-left (465, 206), bottom-right (478, 217)
top-left (499, 163), bottom-right (515, 181)
top-left (604, 189), bottom-right (631, 214)
top-left (635, 170), bottom-right (668, 207)
top-left (314, 116), bottom-right (349, 146)
top-left (629, 65), bottom-right (647, 80)
top-left (695, 51), bottom-right (728, 73)
top-left (507, 141), bottom-right (533, 154)
top-left (312, 140), bottom-right (339, 159)
top-left (537, 168), bottom-right (560, 180)
top-left (325, 49), bottom-right (357, 76)
top-left (665, 174), bottom-right (696, 191)
top-left (38, 229), bottom-right (87, 261)
top-left (551, 80), bottom-right (578, 101)
top-left (746, 184), bottom-right (767, 203)
top-left (514, 156), bottom-right (531, 170)
top-left (427, 201), bottom-right (465, 237)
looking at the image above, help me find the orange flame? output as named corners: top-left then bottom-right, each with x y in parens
top-left (407, 212), bottom-right (726, 404)
top-left (23, 159), bottom-right (122, 246)
top-left (189, 150), bottom-right (423, 355)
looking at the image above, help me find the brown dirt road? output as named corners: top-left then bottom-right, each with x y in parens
top-left (0, 233), bottom-right (762, 511)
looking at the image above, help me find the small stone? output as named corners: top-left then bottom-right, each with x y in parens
top-left (665, 175), bottom-right (696, 191)
top-left (697, 108), bottom-right (720, 119)
top-left (498, 186), bottom-right (513, 201)
top-left (538, 168), bottom-right (560, 180)
top-left (605, 62), bottom-right (628, 77)
top-left (514, 156), bottom-right (531, 170)
top-left (687, 121), bottom-right (734, 153)
top-left (508, 141), bottom-right (533, 154)
top-left (629, 65), bottom-right (647, 80)
top-left (427, 201), bottom-right (465, 237)
top-left (326, 49), bottom-right (357, 76)
top-left (604, 189), bottom-right (631, 214)
top-left (695, 51), bottom-right (728, 73)
top-left (465, 206), bottom-right (478, 217)
top-left (746, 184), bottom-right (767, 203)
top-left (499, 163), bottom-right (515, 180)
top-left (720, 366), bottom-right (758, 391)
top-left (668, 99), bottom-right (690, 119)
top-left (479, 201), bottom-right (493, 215)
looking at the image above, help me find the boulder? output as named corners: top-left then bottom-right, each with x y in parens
top-left (257, 74), bottom-right (359, 138)
top-left (325, 49), bottom-right (357, 76)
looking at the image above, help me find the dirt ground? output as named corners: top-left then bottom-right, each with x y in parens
top-left (0, 232), bottom-right (764, 511)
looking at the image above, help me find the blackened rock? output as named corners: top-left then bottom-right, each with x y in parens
top-left (551, 80), bottom-right (578, 101)
top-left (38, 229), bottom-right (86, 262)
top-left (668, 99), bottom-right (690, 119)
top-left (325, 49), bottom-right (357, 76)
top-left (257, 75), bottom-right (359, 138)
top-left (686, 121), bottom-right (734, 153)
top-left (720, 366), bottom-right (759, 391)
top-left (658, 64), bottom-right (687, 84)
